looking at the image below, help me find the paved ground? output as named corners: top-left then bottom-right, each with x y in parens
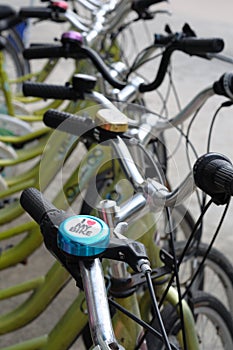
top-left (1, 0), bottom-right (233, 348)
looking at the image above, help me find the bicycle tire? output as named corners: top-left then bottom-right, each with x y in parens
top-left (0, 34), bottom-right (26, 95)
top-left (175, 241), bottom-right (233, 313)
top-left (146, 291), bottom-right (233, 349)
top-left (6, 27), bottom-right (31, 74)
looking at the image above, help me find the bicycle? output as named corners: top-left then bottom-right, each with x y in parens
top-left (1, 0), bottom-right (168, 109)
top-left (18, 131), bottom-right (233, 349)
top-left (0, 57), bottom-right (229, 256)
top-left (0, 1), bottom-right (172, 166)
top-left (0, 19), bottom-right (233, 344)
top-left (0, 27), bottom-right (223, 189)
top-left (0, 64), bottom-right (233, 288)
top-left (1, 99), bottom-right (233, 350)
top-left (0, 2), bottom-right (233, 348)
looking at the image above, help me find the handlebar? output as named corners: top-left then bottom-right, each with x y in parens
top-left (23, 40), bottom-right (126, 90)
top-left (23, 28), bottom-right (224, 93)
top-left (23, 69), bottom-right (233, 132)
top-left (40, 109), bottom-right (194, 208)
top-left (42, 103), bottom-right (233, 209)
top-left (23, 45), bottom-right (60, 59)
top-left (22, 74), bottom-right (121, 109)
top-left (21, 149), bottom-right (233, 229)
top-left (20, 186), bottom-right (122, 349)
top-left (137, 72), bottom-right (233, 142)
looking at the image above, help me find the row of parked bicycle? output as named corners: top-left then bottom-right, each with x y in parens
top-left (0, 1), bottom-right (233, 349)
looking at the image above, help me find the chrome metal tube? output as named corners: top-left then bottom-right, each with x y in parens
top-left (115, 173), bottom-right (195, 224)
top-left (80, 259), bottom-right (122, 349)
top-left (115, 192), bottom-right (147, 223)
top-left (65, 10), bottom-right (90, 32)
top-left (116, 77), bottom-right (144, 103)
top-left (97, 199), bottom-right (130, 279)
top-left (77, 0), bottom-right (100, 11)
top-left (102, 1), bottom-right (132, 30)
top-left (86, 91), bottom-right (118, 109)
top-left (154, 87), bottom-right (215, 132)
top-left (164, 172), bottom-right (195, 207)
top-left (84, 0), bottom-right (132, 44)
top-left (111, 137), bottom-right (145, 188)
top-left (135, 87), bottom-right (215, 146)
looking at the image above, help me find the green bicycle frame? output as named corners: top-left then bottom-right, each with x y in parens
top-left (0, 137), bottom-right (113, 269)
top-left (0, 51), bottom-right (15, 116)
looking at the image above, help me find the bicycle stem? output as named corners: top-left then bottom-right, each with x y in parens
top-left (110, 136), bottom-right (196, 224)
top-left (64, 0), bottom-right (133, 46)
top-left (77, 0), bottom-right (100, 12)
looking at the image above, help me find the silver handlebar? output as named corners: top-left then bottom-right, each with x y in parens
top-left (110, 136), bottom-right (196, 224)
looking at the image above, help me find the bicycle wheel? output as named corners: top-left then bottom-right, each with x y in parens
top-left (176, 241), bottom-right (233, 313)
top-left (5, 26), bottom-right (31, 74)
top-left (146, 291), bottom-right (233, 349)
top-left (0, 140), bottom-right (17, 178)
top-left (0, 34), bottom-right (26, 97)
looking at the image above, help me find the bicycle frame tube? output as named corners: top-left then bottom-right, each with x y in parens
top-left (10, 58), bottom-right (60, 92)
top-left (0, 142), bottom-right (113, 268)
top-left (0, 261), bottom-right (71, 334)
top-left (0, 222), bottom-right (42, 270)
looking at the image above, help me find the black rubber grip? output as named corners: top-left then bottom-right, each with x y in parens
top-left (20, 188), bottom-right (58, 224)
top-left (23, 82), bottom-right (81, 100)
top-left (178, 38), bottom-right (224, 54)
top-left (19, 7), bottom-right (53, 19)
top-left (43, 109), bottom-right (96, 136)
top-left (193, 153), bottom-right (233, 201)
top-left (213, 73), bottom-right (233, 99)
top-left (23, 45), bottom-right (66, 60)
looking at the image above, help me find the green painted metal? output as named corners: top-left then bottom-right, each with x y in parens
top-left (1, 335), bottom-right (48, 350)
top-left (0, 262), bottom-right (70, 334)
top-left (0, 277), bottom-right (44, 300)
top-left (41, 293), bottom-right (87, 350)
top-left (0, 51), bottom-right (15, 116)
